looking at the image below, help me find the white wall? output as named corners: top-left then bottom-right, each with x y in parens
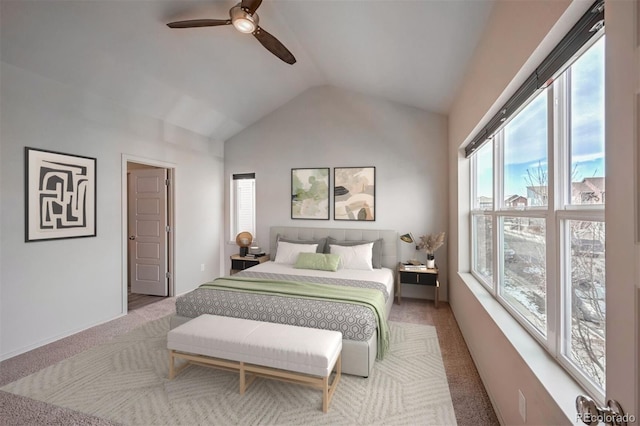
top-left (224, 85), bottom-right (448, 300)
top-left (0, 62), bottom-right (225, 359)
top-left (448, 0), bottom-right (639, 424)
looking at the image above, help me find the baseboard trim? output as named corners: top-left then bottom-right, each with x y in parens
top-left (0, 312), bottom-right (127, 361)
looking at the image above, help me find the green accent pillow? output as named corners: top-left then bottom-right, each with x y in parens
top-left (293, 252), bottom-right (340, 272)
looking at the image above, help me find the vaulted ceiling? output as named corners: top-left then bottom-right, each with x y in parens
top-left (1, 0), bottom-right (494, 142)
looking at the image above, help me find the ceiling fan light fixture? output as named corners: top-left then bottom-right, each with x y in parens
top-left (233, 17), bottom-right (255, 33)
top-left (230, 5), bottom-right (258, 33)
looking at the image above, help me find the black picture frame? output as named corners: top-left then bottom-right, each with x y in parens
top-left (334, 166), bottom-right (376, 221)
top-left (291, 167), bottom-right (330, 220)
top-left (25, 147), bottom-right (97, 242)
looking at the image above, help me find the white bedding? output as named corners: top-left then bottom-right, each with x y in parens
top-left (245, 260), bottom-right (395, 298)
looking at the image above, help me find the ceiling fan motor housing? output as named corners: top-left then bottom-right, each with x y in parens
top-left (230, 4), bottom-right (259, 33)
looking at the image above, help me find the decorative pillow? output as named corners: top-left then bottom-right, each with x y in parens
top-left (329, 242), bottom-right (374, 271)
top-left (294, 253), bottom-right (341, 272)
top-left (325, 237), bottom-right (383, 268)
top-left (274, 241), bottom-right (319, 264)
top-left (274, 235), bottom-right (326, 257)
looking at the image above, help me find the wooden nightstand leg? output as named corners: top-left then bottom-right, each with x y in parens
top-left (435, 280), bottom-right (439, 308)
top-left (395, 270), bottom-right (402, 304)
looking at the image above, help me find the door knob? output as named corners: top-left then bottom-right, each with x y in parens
top-left (576, 395), bottom-right (600, 425)
top-left (576, 395), bottom-right (628, 425)
top-left (129, 236), bottom-right (136, 240)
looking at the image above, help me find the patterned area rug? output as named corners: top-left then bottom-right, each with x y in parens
top-left (1, 317), bottom-right (456, 425)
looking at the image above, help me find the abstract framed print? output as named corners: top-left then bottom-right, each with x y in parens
top-left (291, 167), bottom-right (330, 220)
top-left (25, 147), bottom-right (97, 242)
top-left (334, 166), bottom-right (375, 221)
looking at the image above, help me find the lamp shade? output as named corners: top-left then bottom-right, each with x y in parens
top-left (235, 232), bottom-right (253, 247)
top-left (400, 233), bottom-right (414, 244)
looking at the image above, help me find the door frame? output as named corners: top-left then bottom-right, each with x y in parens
top-left (121, 154), bottom-right (176, 313)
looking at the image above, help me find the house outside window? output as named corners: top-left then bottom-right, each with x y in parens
top-left (470, 33), bottom-right (605, 399)
top-left (505, 195), bottom-right (527, 208)
top-left (572, 177), bottom-right (605, 204)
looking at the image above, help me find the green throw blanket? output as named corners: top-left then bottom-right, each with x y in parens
top-left (200, 276), bottom-right (390, 359)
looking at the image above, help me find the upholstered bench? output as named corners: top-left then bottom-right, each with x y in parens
top-left (167, 314), bottom-right (342, 412)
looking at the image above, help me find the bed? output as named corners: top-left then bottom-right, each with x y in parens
top-left (170, 226), bottom-right (398, 377)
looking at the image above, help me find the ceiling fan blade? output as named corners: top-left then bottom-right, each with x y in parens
top-left (253, 26), bottom-right (296, 65)
top-left (167, 19), bottom-right (230, 29)
top-left (241, 0), bottom-right (263, 15)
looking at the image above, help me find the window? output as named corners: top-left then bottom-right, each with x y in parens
top-left (471, 142), bottom-right (494, 284)
top-left (504, 92), bottom-right (548, 208)
top-left (569, 38), bottom-right (605, 206)
top-left (473, 141), bottom-right (493, 210)
top-left (231, 173), bottom-right (256, 241)
top-left (500, 216), bottom-right (547, 334)
top-left (566, 220), bottom-right (605, 388)
top-left (472, 214), bottom-right (493, 283)
top-left (469, 32), bottom-right (605, 399)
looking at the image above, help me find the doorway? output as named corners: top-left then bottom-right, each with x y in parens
top-left (121, 155), bottom-right (176, 314)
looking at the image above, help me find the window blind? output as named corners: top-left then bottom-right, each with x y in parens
top-left (232, 173), bottom-right (256, 237)
top-left (464, 0), bottom-right (604, 158)
top-left (233, 173), bottom-right (256, 180)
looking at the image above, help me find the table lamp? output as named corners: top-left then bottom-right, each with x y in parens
top-left (400, 233), bottom-right (420, 264)
top-left (235, 232), bottom-right (253, 257)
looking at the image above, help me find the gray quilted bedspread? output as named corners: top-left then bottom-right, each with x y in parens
top-left (175, 272), bottom-right (389, 341)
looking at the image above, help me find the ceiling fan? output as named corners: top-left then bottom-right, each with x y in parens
top-left (167, 0), bottom-right (296, 65)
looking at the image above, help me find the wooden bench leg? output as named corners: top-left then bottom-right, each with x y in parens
top-left (322, 376), bottom-right (329, 413)
top-left (239, 362), bottom-right (246, 394)
top-left (323, 353), bottom-right (342, 413)
top-left (169, 350), bottom-right (175, 379)
top-left (168, 350), bottom-right (194, 380)
top-left (239, 362), bottom-right (257, 395)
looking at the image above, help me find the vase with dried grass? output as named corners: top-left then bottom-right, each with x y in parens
top-left (417, 232), bottom-right (445, 269)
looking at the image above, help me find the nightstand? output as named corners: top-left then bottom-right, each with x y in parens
top-left (396, 263), bottom-right (439, 307)
top-left (230, 254), bottom-right (270, 274)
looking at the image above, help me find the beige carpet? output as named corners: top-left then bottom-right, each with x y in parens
top-left (2, 316), bottom-right (456, 425)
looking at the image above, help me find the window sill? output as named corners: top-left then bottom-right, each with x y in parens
top-left (458, 272), bottom-right (586, 422)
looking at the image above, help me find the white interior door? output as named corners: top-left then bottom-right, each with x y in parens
top-left (128, 168), bottom-right (168, 296)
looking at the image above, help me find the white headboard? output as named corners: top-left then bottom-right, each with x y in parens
top-left (269, 226), bottom-right (398, 269)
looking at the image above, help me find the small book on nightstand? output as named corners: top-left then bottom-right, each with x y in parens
top-left (402, 263), bottom-right (427, 271)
